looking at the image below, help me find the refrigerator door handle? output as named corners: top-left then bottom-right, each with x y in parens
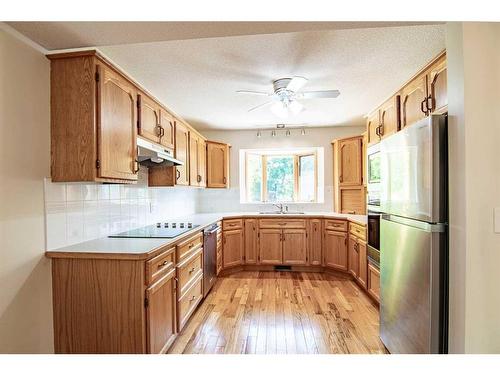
top-left (381, 214), bottom-right (446, 233)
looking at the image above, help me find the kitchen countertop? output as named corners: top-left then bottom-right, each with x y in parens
top-left (45, 212), bottom-right (367, 260)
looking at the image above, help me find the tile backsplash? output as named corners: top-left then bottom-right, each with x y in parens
top-left (44, 168), bottom-right (198, 250)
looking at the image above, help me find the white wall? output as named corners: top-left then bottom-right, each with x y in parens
top-left (197, 126), bottom-right (365, 213)
top-left (446, 22), bottom-right (500, 353)
top-left (0, 27), bottom-right (53, 353)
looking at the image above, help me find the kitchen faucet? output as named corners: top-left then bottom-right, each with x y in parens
top-left (272, 203), bottom-right (286, 213)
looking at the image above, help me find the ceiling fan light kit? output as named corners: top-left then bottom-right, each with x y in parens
top-left (255, 125), bottom-right (307, 138)
top-left (238, 76), bottom-right (340, 118)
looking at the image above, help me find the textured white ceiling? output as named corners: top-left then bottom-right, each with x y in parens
top-left (95, 24), bottom-right (445, 130)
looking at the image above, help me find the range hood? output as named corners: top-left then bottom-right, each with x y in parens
top-left (137, 137), bottom-right (183, 168)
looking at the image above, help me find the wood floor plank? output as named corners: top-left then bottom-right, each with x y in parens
top-left (168, 271), bottom-right (387, 354)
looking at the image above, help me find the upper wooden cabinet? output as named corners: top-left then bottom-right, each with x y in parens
top-left (426, 53), bottom-right (447, 114)
top-left (366, 111), bottom-right (380, 146)
top-left (137, 93), bottom-right (161, 144)
top-left (206, 141), bottom-right (230, 188)
top-left (332, 135), bottom-right (366, 215)
top-left (175, 121), bottom-right (190, 186)
top-left (158, 109), bottom-right (175, 150)
top-left (400, 74), bottom-right (428, 129)
top-left (188, 132), bottom-right (206, 187)
top-left (49, 52), bottom-right (138, 183)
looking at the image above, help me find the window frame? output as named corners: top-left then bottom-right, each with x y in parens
top-left (244, 150), bottom-right (318, 203)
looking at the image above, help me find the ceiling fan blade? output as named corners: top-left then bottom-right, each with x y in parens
top-left (299, 90), bottom-right (340, 99)
top-left (236, 90), bottom-right (270, 96)
top-left (248, 101), bottom-right (274, 112)
top-left (286, 76), bottom-right (308, 92)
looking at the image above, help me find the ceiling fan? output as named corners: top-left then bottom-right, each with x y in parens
top-left (237, 76), bottom-right (340, 118)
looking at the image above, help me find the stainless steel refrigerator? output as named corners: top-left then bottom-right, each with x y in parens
top-left (379, 114), bottom-right (448, 354)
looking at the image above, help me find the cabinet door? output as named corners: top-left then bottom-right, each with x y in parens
top-left (159, 109), bottom-right (175, 150)
top-left (283, 229), bottom-right (307, 265)
top-left (259, 229), bottom-right (282, 265)
top-left (145, 268), bottom-right (177, 354)
top-left (308, 219), bottom-right (322, 266)
top-left (379, 95), bottom-right (400, 139)
top-left (97, 64), bottom-right (138, 181)
top-left (338, 137), bottom-right (362, 186)
top-left (348, 236), bottom-right (359, 277)
top-left (357, 240), bottom-right (367, 289)
top-left (223, 229), bottom-right (243, 268)
top-left (138, 93), bottom-right (160, 143)
top-left (189, 132), bottom-right (199, 186)
top-left (207, 142), bottom-right (228, 188)
top-left (366, 110), bottom-right (380, 146)
top-left (174, 121), bottom-right (190, 186)
top-left (339, 186), bottom-right (366, 215)
top-left (400, 74), bottom-right (428, 128)
top-left (198, 138), bottom-right (206, 187)
top-left (368, 264), bottom-right (380, 303)
top-left (323, 230), bottom-right (348, 270)
top-left (427, 54), bottom-right (447, 114)
top-left (244, 219), bottom-right (258, 264)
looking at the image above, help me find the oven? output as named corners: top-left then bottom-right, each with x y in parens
top-left (367, 210), bottom-right (381, 268)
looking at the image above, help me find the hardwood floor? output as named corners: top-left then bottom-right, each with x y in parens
top-left (169, 271), bottom-right (387, 354)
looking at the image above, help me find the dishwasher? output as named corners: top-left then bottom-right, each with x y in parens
top-left (203, 223), bottom-right (218, 297)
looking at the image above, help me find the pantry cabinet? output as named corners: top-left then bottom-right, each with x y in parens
top-left (323, 230), bottom-right (348, 271)
top-left (337, 136), bottom-right (363, 186)
top-left (206, 141), bottom-right (230, 188)
top-left (244, 219), bottom-right (258, 264)
top-left (49, 52), bottom-right (138, 183)
top-left (223, 229), bottom-right (244, 268)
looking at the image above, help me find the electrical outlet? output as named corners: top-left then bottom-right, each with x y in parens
top-left (495, 207), bottom-right (500, 234)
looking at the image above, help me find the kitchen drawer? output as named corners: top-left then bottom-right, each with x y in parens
top-left (177, 232), bottom-right (202, 262)
top-left (259, 218), bottom-right (306, 229)
top-left (145, 246), bottom-right (175, 285)
top-left (177, 246), bottom-right (203, 297)
top-left (223, 219), bottom-right (243, 230)
top-left (324, 219), bottom-right (348, 232)
top-left (177, 273), bottom-right (203, 331)
top-left (349, 222), bottom-right (366, 241)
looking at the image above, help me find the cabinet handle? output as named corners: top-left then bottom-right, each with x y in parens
top-left (378, 124), bottom-right (384, 137)
top-left (132, 160), bottom-right (139, 174)
top-left (189, 267), bottom-right (196, 273)
top-left (189, 295), bottom-right (196, 302)
top-left (426, 95), bottom-right (433, 113)
top-left (223, 177), bottom-right (227, 184)
top-left (197, 175), bottom-right (202, 183)
top-left (158, 260), bottom-right (169, 268)
top-left (420, 98), bottom-right (428, 114)
top-left (375, 125), bottom-right (380, 137)
top-left (339, 175), bottom-right (343, 183)
top-left (176, 169), bottom-right (181, 180)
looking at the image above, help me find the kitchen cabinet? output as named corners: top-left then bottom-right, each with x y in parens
top-left (367, 263), bottom-right (380, 303)
top-left (282, 229), bottom-right (307, 265)
top-left (348, 223), bottom-right (368, 289)
top-left (223, 229), bottom-right (243, 268)
top-left (426, 53), bottom-right (447, 114)
top-left (400, 74), bottom-right (428, 129)
top-left (366, 110), bottom-right (380, 146)
top-left (175, 121), bottom-right (190, 186)
top-left (378, 95), bottom-right (400, 139)
top-left (308, 219), bottom-right (322, 266)
top-left (145, 268), bottom-right (177, 354)
top-left (206, 141), bottom-right (230, 188)
top-left (348, 236), bottom-right (359, 277)
top-left (244, 219), bottom-right (258, 264)
top-left (332, 135), bottom-right (365, 215)
top-left (49, 52), bottom-right (138, 183)
top-left (137, 92), bottom-right (161, 143)
top-left (158, 108), bottom-right (175, 150)
top-left (323, 230), bottom-right (348, 271)
top-left (216, 226), bottom-right (223, 275)
top-left (259, 229), bottom-right (283, 265)
top-left (189, 132), bottom-right (206, 187)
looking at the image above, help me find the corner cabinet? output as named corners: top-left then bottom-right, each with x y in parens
top-left (206, 141), bottom-right (230, 188)
top-left (49, 52), bottom-right (138, 183)
top-left (332, 135), bottom-right (366, 215)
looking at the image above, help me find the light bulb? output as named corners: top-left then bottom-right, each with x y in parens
top-left (301, 128), bottom-right (306, 136)
top-left (257, 130), bottom-right (261, 138)
top-left (285, 130), bottom-right (291, 137)
top-left (271, 130), bottom-right (276, 137)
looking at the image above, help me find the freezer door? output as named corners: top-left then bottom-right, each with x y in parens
top-left (380, 215), bottom-right (445, 354)
top-left (380, 115), bottom-right (447, 223)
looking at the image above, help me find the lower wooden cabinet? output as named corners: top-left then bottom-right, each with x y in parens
top-left (177, 274), bottom-right (203, 331)
top-left (323, 230), bottom-right (348, 271)
top-left (259, 228), bottom-right (282, 264)
top-left (244, 219), bottom-right (258, 264)
top-left (308, 219), bottom-right (322, 266)
top-left (348, 225), bottom-right (368, 290)
top-left (367, 263), bottom-right (381, 303)
top-left (146, 267), bottom-right (177, 354)
top-left (348, 236), bottom-right (360, 277)
top-left (357, 240), bottom-right (367, 289)
top-left (282, 229), bottom-right (307, 265)
top-left (223, 229), bottom-right (243, 268)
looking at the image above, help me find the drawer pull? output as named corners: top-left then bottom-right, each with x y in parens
top-left (189, 267), bottom-right (196, 274)
top-left (158, 260), bottom-right (170, 268)
top-left (189, 295), bottom-right (196, 302)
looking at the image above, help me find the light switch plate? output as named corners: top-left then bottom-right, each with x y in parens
top-left (495, 207), bottom-right (500, 233)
